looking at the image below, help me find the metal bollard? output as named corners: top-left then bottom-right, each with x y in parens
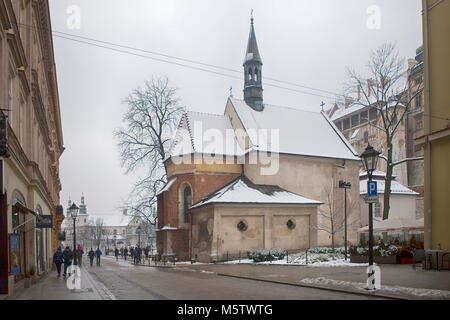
top-left (286, 250), bottom-right (289, 264)
top-left (305, 249), bottom-right (308, 265)
top-left (239, 251), bottom-right (241, 263)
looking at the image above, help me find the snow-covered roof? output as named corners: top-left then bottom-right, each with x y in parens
top-left (156, 177), bottom-right (177, 196)
top-left (359, 170), bottom-right (396, 178)
top-left (168, 111), bottom-right (246, 158)
top-left (190, 176), bottom-right (322, 210)
top-left (228, 98), bottom-right (359, 161)
top-left (358, 217), bottom-right (424, 232)
top-left (160, 225), bottom-right (178, 231)
top-left (330, 104), bottom-right (367, 121)
top-left (330, 100), bottom-right (405, 121)
top-left (359, 179), bottom-right (418, 196)
top-left (89, 215), bottom-right (134, 227)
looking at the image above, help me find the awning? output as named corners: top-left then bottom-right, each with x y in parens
top-left (12, 202), bottom-right (38, 216)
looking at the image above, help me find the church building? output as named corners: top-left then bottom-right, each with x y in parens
top-left (156, 17), bottom-right (361, 262)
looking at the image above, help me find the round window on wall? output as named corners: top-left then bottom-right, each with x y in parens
top-left (286, 219), bottom-right (296, 230)
top-left (237, 220), bottom-right (248, 232)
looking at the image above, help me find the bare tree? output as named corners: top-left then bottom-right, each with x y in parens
top-left (314, 180), bottom-right (359, 252)
top-left (114, 76), bottom-right (184, 225)
top-left (82, 218), bottom-right (104, 249)
top-left (345, 43), bottom-right (423, 220)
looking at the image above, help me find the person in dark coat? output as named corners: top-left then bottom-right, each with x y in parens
top-left (95, 248), bottom-right (102, 266)
top-left (53, 247), bottom-right (64, 278)
top-left (123, 248), bottom-right (128, 261)
top-left (62, 246), bottom-right (73, 278)
top-left (88, 248), bottom-right (95, 267)
top-left (114, 248), bottom-right (119, 261)
top-left (77, 244), bottom-right (84, 267)
top-left (144, 247), bottom-right (149, 262)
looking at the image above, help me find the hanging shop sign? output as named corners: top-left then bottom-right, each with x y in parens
top-left (36, 215), bottom-right (53, 228)
top-left (9, 234), bottom-right (21, 275)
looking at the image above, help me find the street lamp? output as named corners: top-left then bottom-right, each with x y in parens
top-left (338, 180), bottom-right (351, 260)
top-left (137, 226), bottom-right (141, 248)
top-left (69, 202), bottom-right (79, 265)
top-left (360, 144), bottom-right (380, 290)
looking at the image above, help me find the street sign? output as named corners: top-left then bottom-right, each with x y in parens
top-left (364, 195), bottom-right (379, 203)
top-left (367, 181), bottom-right (377, 196)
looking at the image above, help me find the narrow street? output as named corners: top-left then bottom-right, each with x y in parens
top-left (84, 256), bottom-right (379, 300)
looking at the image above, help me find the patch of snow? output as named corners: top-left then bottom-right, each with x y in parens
top-left (299, 277), bottom-right (450, 299)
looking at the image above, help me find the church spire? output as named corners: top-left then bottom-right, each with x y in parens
top-left (243, 11), bottom-right (264, 111)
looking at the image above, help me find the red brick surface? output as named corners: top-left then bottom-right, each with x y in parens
top-left (157, 173), bottom-right (239, 259)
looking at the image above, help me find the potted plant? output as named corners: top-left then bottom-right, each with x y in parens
top-left (29, 266), bottom-right (37, 285)
top-left (24, 272), bottom-right (31, 288)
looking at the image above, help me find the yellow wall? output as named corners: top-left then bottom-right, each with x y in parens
top-left (166, 156), bottom-right (242, 178)
top-left (423, 0), bottom-right (450, 250)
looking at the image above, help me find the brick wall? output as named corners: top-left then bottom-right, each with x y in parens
top-left (157, 173), bottom-right (239, 259)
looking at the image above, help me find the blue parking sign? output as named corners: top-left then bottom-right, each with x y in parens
top-left (368, 181), bottom-right (377, 196)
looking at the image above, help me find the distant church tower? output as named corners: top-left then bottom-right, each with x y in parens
top-left (243, 13), bottom-right (264, 111)
top-left (79, 193), bottom-right (87, 215)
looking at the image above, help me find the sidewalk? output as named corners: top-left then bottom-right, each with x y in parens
top-left (9, 266), bottom-right (115, 300)
top-left (172, 262), bottom-right (450, 300)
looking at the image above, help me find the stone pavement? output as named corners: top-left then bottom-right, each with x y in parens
top-left (171, 263), bottom-right (450, 300)
top-left (8, 265), bottom-right (115, 300)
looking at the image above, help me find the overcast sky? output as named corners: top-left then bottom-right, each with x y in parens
top-left (48, 0), bottom-right (422, 217)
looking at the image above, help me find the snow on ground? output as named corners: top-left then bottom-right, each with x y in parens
top-left (300, 277), bottom-right (450, 299)
top-left (221, 249), bottom-right (367, 267)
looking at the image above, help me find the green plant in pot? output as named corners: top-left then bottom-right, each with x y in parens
top-left (29, 266), bottom-right (37, 285)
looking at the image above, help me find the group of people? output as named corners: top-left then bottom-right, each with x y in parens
top-left (52, 245), bottom-right (103, 278)
top-left (114, 246), bottom-right (151, 264)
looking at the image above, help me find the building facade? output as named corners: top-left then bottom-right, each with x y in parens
top-left (157, 17), bottom-right (361, 262)
top-left (419, 0), bottom-right (450, 251)
top-left (0, 0), bottom-right (64, 296)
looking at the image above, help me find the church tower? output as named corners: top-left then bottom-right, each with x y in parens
top-left (243, 13), bottom-right (264, 111)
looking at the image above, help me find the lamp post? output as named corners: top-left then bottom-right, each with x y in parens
top-left (360, 144), bottom-right (380, 290)
top-left (338, 180), bottom-right (351, 260)
top-left (69, 203), bottom-right (79, 266)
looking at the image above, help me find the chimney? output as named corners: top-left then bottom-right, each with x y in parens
top-left (357, 84), bottom-right (361, 100)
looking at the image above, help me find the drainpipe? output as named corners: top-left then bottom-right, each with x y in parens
top-left (423, 0), bottom-right (432, 249)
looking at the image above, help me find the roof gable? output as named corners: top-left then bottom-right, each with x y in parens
top-left (190, 176), bottom-right (321, 209)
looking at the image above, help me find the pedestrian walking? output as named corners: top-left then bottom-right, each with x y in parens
top-left (88, 248), bottom-right (95, 267)
top-left (124, 248), bottom-right (128, 261)
top-left (144, 247), bottom-right (149, 262)
top-left (95, 248), bottom-right (102, 266)
top-left (114, 248), bottom-right (119, 261)
top-left (62, 246), bottom-right (73, 278)
top-left (53, 247), bottom-right (64, 278)
top-left (77, 244), bottom-right (84, 267)
top-left (137, 247), bottom-right (142, 264)
top-left (120, 247), bottom-right (124, 258)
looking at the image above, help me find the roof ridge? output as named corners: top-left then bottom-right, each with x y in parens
top-left (184, 112), bottom-right (196, 152)
top-left (187, 110), bottom-right (227, 117)
top-left (230, 97), bottom-right (321, 114)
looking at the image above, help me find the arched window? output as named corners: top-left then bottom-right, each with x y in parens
top-left (183, 186), bottom-right (192, 223)
top-left (248, 69), bottom-right (253, 81)
top-left (254, 68), bottom-right (258, 81)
